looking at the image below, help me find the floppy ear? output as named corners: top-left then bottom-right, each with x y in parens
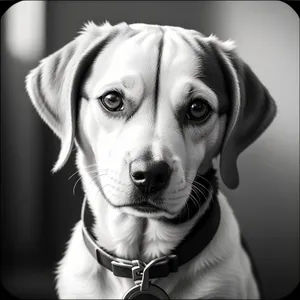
top-left (26, 21), bottom-right (124, 172)
top-left (208, 37), bottom-right (277, 189)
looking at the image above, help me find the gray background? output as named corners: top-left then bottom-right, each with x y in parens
top-left (1, 1), bottom-right (299, 299)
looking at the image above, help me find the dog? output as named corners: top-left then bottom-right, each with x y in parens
top-left (26, 21), bottom-right (276, 299)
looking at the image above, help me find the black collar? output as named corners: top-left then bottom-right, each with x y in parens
top-left (81, 168), bottom-right (220, 280)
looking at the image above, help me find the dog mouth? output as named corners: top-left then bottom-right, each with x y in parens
top-left (96, 177), bottom-right (168, 215)
top-left (96, 176), bottom-right (175, 216)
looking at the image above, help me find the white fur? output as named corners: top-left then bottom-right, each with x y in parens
top-left (26, 22), bottom-right (261, 299)
top-left (55, 192), bottom-right (259, 299)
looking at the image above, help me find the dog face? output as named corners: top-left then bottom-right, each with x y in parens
top-left (26, 22), bottom-right (276, 219)
top-left (77, 25), bottom-right (228, 218)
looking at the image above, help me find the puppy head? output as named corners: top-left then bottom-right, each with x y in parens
top-left (26, 22), bottom-right (276, 219)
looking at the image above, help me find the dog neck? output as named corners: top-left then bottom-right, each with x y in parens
top-left (77, 155), bottom-right (219, 262)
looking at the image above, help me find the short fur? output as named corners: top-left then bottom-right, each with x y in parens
top-left (26, 22), bottom-right (276, 299)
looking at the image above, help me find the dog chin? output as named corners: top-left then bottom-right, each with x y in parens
top-left (120, 206), bottom-right (175, 219)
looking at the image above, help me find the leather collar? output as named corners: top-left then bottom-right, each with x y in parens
top-left (81, 168), bottom-right (220, 280)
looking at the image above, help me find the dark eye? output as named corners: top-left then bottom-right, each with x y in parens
top-left (99, 91), bottom-right (124, 112)
top-left (186, 99), bottom-right (211, 122)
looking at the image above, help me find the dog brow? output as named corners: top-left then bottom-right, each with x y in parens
top-left (153, 29), bottom-right (165, 121)
top-left (174, 32), bottom-right (213, 84)
top-left (191, 37), bottom-right (230, 116)
top-left (170, 32), bottom-right (229, 114)
top-left (81, 30), bottom-right (122, 100)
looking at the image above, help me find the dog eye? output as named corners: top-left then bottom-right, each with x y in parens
top-left (99, 91), bottom-right (124, 112)
top-left (186, 99), bottom-right (211, 122)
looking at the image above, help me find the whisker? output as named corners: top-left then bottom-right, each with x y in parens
top-left (186, 180), bottom-right (212, 205)
top-left (94, 183), bottom-right (110, 204)
top-left (190, 183), bottom-right (206, 200)
top-left (73, 171), bottom-right (107, 196)
top-left (189, 193), bottom-right (201, 211)
top-left (184, 172), bottom-right (213, 194)
top-left (68, 165), bottom-right (106, 180)
top-left (86, 173), bottom-right (103, 191)
top-left (73, 176), bottom-right (83, 195)
top-left (69, 170), bottom-right (83, 180)
top-left (192, 180), bottom-right (212, 198)
top-left (191, 186), bottom-right (208, 204)
top-left (85, 173), bottom-right (108, 195)
top-left (195, 174), bottom-right (213, 188)
top-left (186, 172), bottom-right (213, 190)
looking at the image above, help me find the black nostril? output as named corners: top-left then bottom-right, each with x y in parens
top-left (130, 160), bottom-right (172, 194)
top-left (131, 171), bottom-right (146, 181)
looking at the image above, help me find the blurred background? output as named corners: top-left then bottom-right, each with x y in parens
top-left (1, 1), bottom-right (299, 299)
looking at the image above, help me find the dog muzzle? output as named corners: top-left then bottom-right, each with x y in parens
top-left (81, 168), bottom-right (220, 299)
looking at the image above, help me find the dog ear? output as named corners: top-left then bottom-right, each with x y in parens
top-left (207, 37), bottom-right (277, 189)
top-left (26, 21), bottom-right (125, 172)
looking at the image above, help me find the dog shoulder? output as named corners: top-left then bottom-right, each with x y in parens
top-left (55, 221), bottom-right (102, 298)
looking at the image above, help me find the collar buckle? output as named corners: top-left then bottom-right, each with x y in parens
top-left (111, 255), bottom-right (178, 282)
top-left (111, 259), bottom-right (147, 281)
top-left (131, 260), bottom-right (147, 282)
top-left (111, 259), bottom-right (145, 279)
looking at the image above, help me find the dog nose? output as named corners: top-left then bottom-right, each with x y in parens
top-left (130, 160), bottom-right (172, 193)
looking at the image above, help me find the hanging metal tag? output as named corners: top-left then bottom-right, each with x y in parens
top-left (122, 257), bottom-right (170, 300)
top-left (123, 283), bottom-right (170, 299)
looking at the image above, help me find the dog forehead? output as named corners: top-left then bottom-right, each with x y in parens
top-left (85, 28), bottom-right (193, 93)
top-left (84, 24), bottom-right (229, 110)
top-left (113, 29), bottom-right (197, 77)
top-left (111, 29), bottom-right (162, 69)
top-left (98, 28), bottom-right (201, 78)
